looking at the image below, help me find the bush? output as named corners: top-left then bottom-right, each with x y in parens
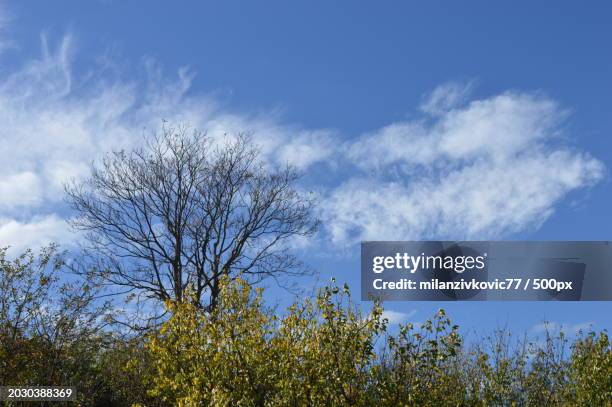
top-left (1, 248), bottom-right (610, 405)
top-left (138, 278), bottom-right (611, 406)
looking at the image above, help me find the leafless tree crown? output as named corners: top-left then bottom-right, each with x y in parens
top-left (65, 125), bottom-right (318, 310)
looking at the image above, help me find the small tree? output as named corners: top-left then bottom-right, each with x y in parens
top-left (143, 278), bottom-right (278, 406)
top-left (0, 245), bottom-right (111, 401)
top-left (65, 125), bottom-right (318, 318)
top-left (140, 278), bottom-right (385, 407)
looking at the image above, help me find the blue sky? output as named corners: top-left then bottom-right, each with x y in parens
top-left (1, 1), bottom-right (610, 335)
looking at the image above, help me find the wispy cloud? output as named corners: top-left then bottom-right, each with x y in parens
top-left (324, 84), bottom-right (605, 246)
top-left (0, 33), bottom-right (335, 252)
top-left (0, 13), bottom-right (605, 254)
top-left (419, 80), bottom-right (474, 116)
top-left (382, 309), bottom-right (417, 324)
top-left (0, 215), bottom-right (75, 251)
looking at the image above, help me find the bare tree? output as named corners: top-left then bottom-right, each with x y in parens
top-left (65, 125), bottom-right (318, 313)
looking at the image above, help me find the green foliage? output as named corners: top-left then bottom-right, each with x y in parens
top-left (143, 279), bottom-right (276, 406)
top-left (0, 246), bottom-right (128, 406)
top-left (1, 248), bottom-right (610, 406)
top-left (567, 331), bottom-right (611, 405)
top-left (271, 280), bottom-right (384, 406)
top-left (374, 309), bottom-right (464, 406)
top-left (138, 278), bottom-right (612, 407)
top-left (141, 278), bottom-right (385, 406)
top-left (0, 245), bottom-right (104, 387)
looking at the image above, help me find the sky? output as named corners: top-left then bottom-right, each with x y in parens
top-left (0, 1), bottom-right (610, 336)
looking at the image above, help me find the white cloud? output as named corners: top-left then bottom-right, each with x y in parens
top-left (382, 309), bottom-right (416, 324)
top-left (0, 215), bottom-right (75, 253)
top-left (419, 81), bottom-right (474, 116)
top-left (0, 33), bottom-right (335, 251)
top-left (348, 91), bottom-right (565, 170)
top-left (276, 129), bottom-right (336, 170)
top-left (325, 86), bottom-right (604, 246)
top-left (0, 21), bottom-right (603, 253)
top-left (199, 114), bottom-right (337, 171)
top-left (0, 172), bottom-right (42, 209)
